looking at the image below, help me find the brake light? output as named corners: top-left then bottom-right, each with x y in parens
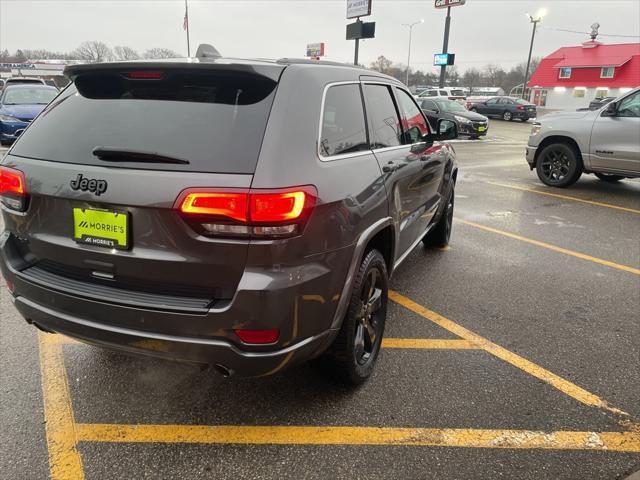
top-left (517, 105), bottom-right (525, 110)
top-left (0, 166), bottom-right (28, 211)
top-left (234, 328), bottom-right (279, 344)
top-left (180, 191), bottom-right (248, 222)
top-left (124, 71), bottom-right (164, 80)
top-left (176, 186), bottom-right (317, 238)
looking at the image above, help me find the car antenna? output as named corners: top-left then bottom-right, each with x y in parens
top-left (195, 44), bottom-right (222, 59)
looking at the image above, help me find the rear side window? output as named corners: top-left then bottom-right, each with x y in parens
top-left (10, 70), bottom-right (279, 174)
top-left (320, 84), bottom-right (368, 157)
top-left (363, 84), bottom-right (402, 149)
top-left (450, 89), bottom-right (465, 97)
top-left (439, 90), bottom-right (448, 96)
top-left (395, 88), bottom-right (430, 144)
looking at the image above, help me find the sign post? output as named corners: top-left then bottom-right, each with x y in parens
top-left (346, 0), bottom-right (374, 65)
top-left (434, 0), bottom-right (465, 87)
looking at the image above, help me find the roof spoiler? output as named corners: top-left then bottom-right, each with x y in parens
top-left (195, 44), bottom-right (222, 59)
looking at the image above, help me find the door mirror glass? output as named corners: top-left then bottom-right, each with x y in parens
top-left (602, 102), bottom-right (617, 117)
top-left (437, 119), bottom-right (458, 140)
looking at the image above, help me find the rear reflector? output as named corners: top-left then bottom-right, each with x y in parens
top-left (0, 166), bottom-right (27, 211)
top-left (234, 328), bottom-right (279, 344)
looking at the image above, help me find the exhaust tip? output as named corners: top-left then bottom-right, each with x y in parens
top-left (213, 364), bottom-right (233, 378)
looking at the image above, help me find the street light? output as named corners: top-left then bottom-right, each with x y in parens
top-left (522, 8), bottom-right (547, 99)
top-left (401, 19), bottom-right (424, 86)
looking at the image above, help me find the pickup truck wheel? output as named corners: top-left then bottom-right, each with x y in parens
top-left (319, 249), bottom-right (388, 385)
top-left (536, 143), bottom-right (583, 187)
top-left (594, 172), bottom-right (625, 182)
top-left (423, 185), bottom-right (454, 247)
top-left (502, 111), bottom-right (513, 121)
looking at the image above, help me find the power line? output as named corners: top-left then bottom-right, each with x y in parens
top-left (539, 26), bottom-right (640, 38)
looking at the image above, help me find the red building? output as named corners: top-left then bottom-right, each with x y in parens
top-left (527, 41), bottom-right (640, 109)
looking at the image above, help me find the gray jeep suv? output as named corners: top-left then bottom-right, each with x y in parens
top-left (0, 52), bottom-right (457, 384)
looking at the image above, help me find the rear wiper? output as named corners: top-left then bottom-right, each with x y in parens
top-left (92, 147), bottom-right (190, 165)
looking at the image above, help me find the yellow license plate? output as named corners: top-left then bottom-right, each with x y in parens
top-left (73, 208), bottom-right (129, 250)
top-left (478, 126), bottom-right (486, 132)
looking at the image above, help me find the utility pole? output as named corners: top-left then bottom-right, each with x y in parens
top-left (438, 6), bottom-right (451, 88)
top-left (402, 19), bottom-right (424, 86)
top-left (522, 9), bottom-right (546, 100)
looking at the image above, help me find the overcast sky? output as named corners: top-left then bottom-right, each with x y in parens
top-left (1, 0), bottom-right (638, 72)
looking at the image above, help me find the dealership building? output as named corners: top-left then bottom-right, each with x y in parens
top-left (527, 41), bottom-right (640, 110)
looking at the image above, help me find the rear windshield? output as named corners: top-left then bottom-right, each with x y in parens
top-left (10, 70), bottom-right (279, 174)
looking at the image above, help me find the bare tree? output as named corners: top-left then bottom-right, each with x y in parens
top-left (370, 55), bottom-right (392, 74)
top-left (113, 46), bottom-right (140, 61)
top-left (143, 48), bottom-right (181, 59)
top-left (462, 67), bottom-right (482, 92)
top-left (74, 41), bottom-right (113, 63)
top-left (483, 63), bottom-right (506, 87)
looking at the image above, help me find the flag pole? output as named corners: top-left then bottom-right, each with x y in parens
top-left (185, 0), bottom-right (191, 57)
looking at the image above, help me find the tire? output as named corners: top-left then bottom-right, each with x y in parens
top-left (318, 249), bottom-right (388, 385)
top-left (0, 140), bottom-right (11, 147)
top-left (594, 172), bottom-right (625, 182)
top-left (536, 143), bottom-right (583, 187)
top-left (423, 184), bottom-right (454, 247)
top-left (470, 135), bottom-right (479, 140)
top-left (502, 111), bottom-right (513, 121)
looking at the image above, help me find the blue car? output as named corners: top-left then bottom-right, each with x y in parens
top-left (0, 84), bottom-right (59, 145)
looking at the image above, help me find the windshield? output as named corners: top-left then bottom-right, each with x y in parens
top-left (3, 87), bottom-right (58, 105)
top-left (436, 100), bottom-right (467, 113)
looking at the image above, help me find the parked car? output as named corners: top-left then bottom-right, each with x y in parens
top-left (588, 96), bottom-right (616, 110)
top-left (526, 87), bottom-right (640, 187)
top-left (0, 84), bottom-right (59, 145)
top-left (415, 87), bottom-right (467, 104)
top-left (4, 77), bottom-right (46, 87)
top-left (420, 98), bottom-right (489, 139)
top-left (469, 96), bottom-right (536, 121)
top-left (0, 51), bottom-right (458, 385)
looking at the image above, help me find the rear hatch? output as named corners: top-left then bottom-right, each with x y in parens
top-left (2, 62), bottom-right (283, 312)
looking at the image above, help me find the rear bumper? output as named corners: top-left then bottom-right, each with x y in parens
top-left (514, 111), bottom-right (536, 120)
top-left (0, 232), bottom-right (349, 376)
top-left (12, 294), bottom-right (336, 377)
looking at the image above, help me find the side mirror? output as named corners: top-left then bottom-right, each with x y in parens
top-left (602, 102), bottom-right (617, 117)
top-left (436, 119), bottom-right (458, 141)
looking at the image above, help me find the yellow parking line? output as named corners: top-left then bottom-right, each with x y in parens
top-left (388, 291), bottom-right (631, 419)
top-left (74, 423), bottom-right (640, 452)
top-left (38, 333), bottom-right (85, 480)
top-left (382, 338), bottom-right (478, 349)
top-left (488, 181), bottom-right (640, 215)
top-left (457, 219), bottom-right (640, 275)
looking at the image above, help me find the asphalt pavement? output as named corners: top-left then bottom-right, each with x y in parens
top-left (1, 119), bottom-right (639, 480)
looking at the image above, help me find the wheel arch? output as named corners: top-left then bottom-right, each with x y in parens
top-left (330, 218), bottom-right (396, 329)
top-left (533, 135), bottom-right (583, 167)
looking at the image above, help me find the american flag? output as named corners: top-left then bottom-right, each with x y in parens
top-left (183, 7), bottom-right (188, 31)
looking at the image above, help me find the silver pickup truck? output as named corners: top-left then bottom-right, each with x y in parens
top-left (525, 87), bottom-right (640, 187)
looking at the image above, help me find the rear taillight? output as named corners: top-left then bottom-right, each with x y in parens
top-left (176, 186), bottom-right (317, 239)
top-left (234, 328), bottom-right (279, 344)
top-left (0, 166), bottom-right (28, 211)
top-left (517, 105), bottom-right (525, 110)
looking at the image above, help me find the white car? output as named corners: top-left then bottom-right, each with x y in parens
top-left (415, 87), bottom-right (467, 104)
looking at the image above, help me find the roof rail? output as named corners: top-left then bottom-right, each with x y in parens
top-left (195, 44), bottom-right (222, 59)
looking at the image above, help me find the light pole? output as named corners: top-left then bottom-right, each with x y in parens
top-left (401, 19), bottom-right (424, 86)
top-left (522, 8), bottom-right (547, 100)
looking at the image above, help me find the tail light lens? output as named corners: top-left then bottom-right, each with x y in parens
top-left (176, 186), bottom-right (317, 239)
top-left (234, 328), bottom-right (279, 344)
top-left (0, 166), bottom-right (28, 211)
top-left (517, 105), bottom-right (525, 110)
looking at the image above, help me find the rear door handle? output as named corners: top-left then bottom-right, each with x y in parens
top-left (382, 161), bottom-right (399, 173)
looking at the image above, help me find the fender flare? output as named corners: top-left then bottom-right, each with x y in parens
top-left (329, 217), bottom-right (395, 329)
